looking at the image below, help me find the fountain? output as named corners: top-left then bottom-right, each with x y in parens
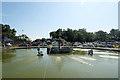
top-left (47, 32), bottom-right (73, 54)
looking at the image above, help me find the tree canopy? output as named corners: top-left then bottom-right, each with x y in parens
top-left (1, 24), bottom-right (30, 43)
top-left (1, 24), bottom-right (120, 43)
top-left (50, 28), bottom-right (120, 42)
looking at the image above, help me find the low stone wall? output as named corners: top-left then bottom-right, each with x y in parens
top-left (2, 46), bottom-right (120, 52)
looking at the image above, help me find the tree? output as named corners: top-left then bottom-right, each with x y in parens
top-left (41, 38), bottom-right (47, 42)
top-left (86, 32), bottom-right (94, 42)
top-left (11, 29), bottom-right (16, 36)
top-left (49, 28), bottom-right (119, 42)
top-left (109, 29), bottom-right (120, 41)
top-left (1, 24), bottom-right (31, 43)
top-left (2, 24), bottom-right (17, 40)
top-left (50, 31), bottom-right (57, 39)
top-left (19, 34), bottom-right (30, 41)
top-left (94, 30), bottom-right (108, 41)
top-left (34, 39), bottom-right (41, 42)
top-left (50, 28), bottom-right (93, 42)
top-left (78, 28), bottom-right (87, 42)
top-left (76, 32), bottom-right (83, 42)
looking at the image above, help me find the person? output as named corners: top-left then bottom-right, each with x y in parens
top-left (37, 47), bottom-right (43, 56)
top-left (88, 49), bottom-right (93, 54)
top-left (37, 47), bottom-right (40, 52)
top-left (37, 47), bottom-right (40, 54)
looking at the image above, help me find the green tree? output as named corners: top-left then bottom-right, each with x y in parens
top-left (41, 38), bottom-right (47, 42)
top-left (109, 29), bottom-right (120, 41)
top-left (2, 24), bottom-right (17, 40)
top-left (50, 31), bottom-right (57, 39)
top-left (11, 29), bottom-right (16, 36)
top-left (94, 30), bottom-right (108, 41)
top-left (34, 39), bottom-right (41, 42)
top-left (78, 28), bottom-right (87, 42)
top-left (18, 34), bottom-right (30, 42)
top-left (50, 28), bottom-right (119, 42)
top-left (86, 32), bottom-right (94, 42)
top-left (76, 32), bottom-right (83, 42)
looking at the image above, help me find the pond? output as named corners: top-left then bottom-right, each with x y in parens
top-left (2, 48), bottom-right (119, 78)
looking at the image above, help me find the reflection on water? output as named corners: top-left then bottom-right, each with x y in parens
top-left (79, 56), bottom-right (96, 61)
top-left (2, 50), bottom-right (16, 63)
top-left (0, 48), bottom-right (2, 61)
top-left (88, 54), bottom-right (93, 56)
top-left (0, 61), bottom-right (1, 80)
top-left (2, 48), bottom-right (118, 78)
top-left (72, 50), bottom-right (87, 55)
top-left (53, 56), bottom-right (64, 71)
top-left (99, 55), bottom-right (118, 59)
top-left (69, 56), bottom-right (94, 66)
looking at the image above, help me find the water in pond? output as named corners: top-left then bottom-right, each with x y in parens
top-left (2, 48), bottom-right (119, 78)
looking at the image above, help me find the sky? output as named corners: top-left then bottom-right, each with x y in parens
top-left (2, 2), bottom-right (118, 40)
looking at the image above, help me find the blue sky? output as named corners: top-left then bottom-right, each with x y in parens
top-left (2, 2), bottom-right (118, 40)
